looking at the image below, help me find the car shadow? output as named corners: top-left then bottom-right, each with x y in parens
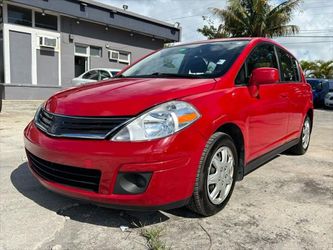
top-left (11, 162), bottom-right (199, 228)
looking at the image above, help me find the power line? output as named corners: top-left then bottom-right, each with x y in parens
top-left (281, 35), bottom-right (333, 38)
top-left (165, 13), bottom-right (209, 21)
top-left (280, 41), bottom-right (333, 45)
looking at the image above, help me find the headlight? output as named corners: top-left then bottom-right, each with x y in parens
top-left (112, 101), bottom-right (200, 141)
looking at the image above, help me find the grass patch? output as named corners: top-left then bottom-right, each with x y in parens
top-left (141, 227), bottom-right (169, 250)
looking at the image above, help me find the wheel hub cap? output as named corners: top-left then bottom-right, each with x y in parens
top-left (207, 146), bottom-right (234, 205)
top-left (302, 119), bottom-right (310, 149)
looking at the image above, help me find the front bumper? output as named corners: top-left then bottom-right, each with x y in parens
top-left (24, 121), bottom-right (206, 209)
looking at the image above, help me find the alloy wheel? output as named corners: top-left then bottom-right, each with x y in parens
top-left (302, 118), bottom-right (311, 149)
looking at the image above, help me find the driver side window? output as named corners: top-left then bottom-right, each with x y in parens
top-left (235, 43), bottom-right (278, 85)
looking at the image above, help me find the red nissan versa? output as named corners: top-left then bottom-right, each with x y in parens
top-left (24, 38), bottom-right (313, 216)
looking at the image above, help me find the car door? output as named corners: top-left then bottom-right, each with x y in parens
top-left (235, 43), bottom-right (289, 161)
top-left (276, 48), bottom-right (307, 137)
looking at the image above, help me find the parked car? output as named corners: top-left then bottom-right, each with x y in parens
top-left (24, 38), bottom-right (313, 216)
top-left (71, 68), bottom-right (121, 85)
top-left (306, 78), bottom-right (330, 107)
top-left (324, 89), bottom-right (333, 108)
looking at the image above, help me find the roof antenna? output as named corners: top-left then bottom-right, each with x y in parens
top-left (122, 5), bottom-right (128, 11)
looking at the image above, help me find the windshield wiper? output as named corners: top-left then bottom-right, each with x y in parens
top-left (143, 72), bottom-right (206, 78)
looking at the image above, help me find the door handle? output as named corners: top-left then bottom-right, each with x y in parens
top-left (280, 93), bottom-right (288, 98)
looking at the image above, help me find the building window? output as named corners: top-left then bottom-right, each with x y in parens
top-left (8, 5), bottom-right (32, 27)
top-left (119, 51), bottom-right (131, 64)
top-left (90, 46), bottom-right (102, 57)
top-left (35, 12), bottom-right (58, 31)
top-left (108, 50), bottom-right (130, 64)
top-left (75, 44), bottom-right (88, 55)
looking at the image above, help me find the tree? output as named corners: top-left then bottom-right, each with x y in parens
top-left (300, 60), bottom-right (333, 79)
top-left (197, 17), bottom-right (231, 39)
top-left (198, 0), bottom-right (301, 39)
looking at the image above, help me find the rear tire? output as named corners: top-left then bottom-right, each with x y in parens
top-left (288, 116), bottom-right (311, 155)
top-left (188, 132), bottom-right (238, 217)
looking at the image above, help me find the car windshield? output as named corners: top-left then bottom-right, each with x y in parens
top-left (118, 40), bottom-right (249, 79)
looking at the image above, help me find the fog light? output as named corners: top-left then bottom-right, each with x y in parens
top-left (114, 172), bottom-right (152, 194)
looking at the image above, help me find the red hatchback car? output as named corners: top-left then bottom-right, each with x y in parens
top-left (24, 38), bottom-right (313, 216)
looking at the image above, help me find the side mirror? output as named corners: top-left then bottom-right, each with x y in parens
top-left (249, 67), bottom-right (279, 98)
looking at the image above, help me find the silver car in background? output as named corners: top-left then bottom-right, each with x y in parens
top-left (324, 81), bottom-right (333, 109)
top-left (71, 68), bottom-right (121, 85)
top-left (325, 91), bottom-right (333, 108)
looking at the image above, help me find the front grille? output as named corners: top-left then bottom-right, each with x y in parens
top-left (35, 108), bottom-right (132, 139)
top-left (26, 150), bottom-right (101, 192)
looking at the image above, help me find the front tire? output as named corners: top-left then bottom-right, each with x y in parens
top-left (188, 132), bottom-right (238, 216)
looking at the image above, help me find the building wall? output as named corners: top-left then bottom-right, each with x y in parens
top-left (9, 30), bottom-right (32, 84)
top-left (10, 0), bottom-right (181, 42)
top-left (60, 17), bottom-right (164, 87)
top-left (3, 85), bottom-right (61, 99)
top-left (2, 2), bottom-right (170, 99)
top-left (37, 49), bottom-right (59, 86)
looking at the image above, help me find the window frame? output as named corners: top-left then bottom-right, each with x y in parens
top-left (90, 46), bottom-right (102, 57)
top-left (7, 4), bottom-right (32, 27)
top-left (34, 11), bottom-right (58, 31)
top-left (276, 46), bottom-right (301, 83)
top-left (118, 51), bottom-right (131, 65)
top-left (234, 42), bottom-right (302, 86)
top-left (235, 42), bottom-right (280, 86)
top-left (7, 4), bottom-right (60, 32)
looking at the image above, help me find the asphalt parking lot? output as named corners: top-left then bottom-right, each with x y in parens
top-left (0, 100), bottom-right (332, 250)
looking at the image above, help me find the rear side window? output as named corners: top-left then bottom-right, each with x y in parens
top-left (235, 43), bottom-right (278, 85)
top-left (277, 48), bottom-right (300, 82)
top-left (82, 70), bottom-right (99, 80)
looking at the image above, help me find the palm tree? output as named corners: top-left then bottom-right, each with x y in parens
top-left (300, 60), bottom-right (317, 77)
top-left (198, 0), bottom-right (301, 38)
top-left (301, 60), bottom-right (333, 78)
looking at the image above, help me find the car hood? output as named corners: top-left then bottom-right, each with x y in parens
top-left (45, 77), bottom-right (216, 116)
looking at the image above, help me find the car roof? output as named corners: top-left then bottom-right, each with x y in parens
top-left (168, 37), bottom-right (295, 58)
top-left (170, 37), bottom-right (277, 47)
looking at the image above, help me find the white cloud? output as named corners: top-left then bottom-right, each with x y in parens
top-left (98, 0), bottom-right (333, 61)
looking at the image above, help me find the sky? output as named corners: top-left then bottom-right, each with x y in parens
top-left (98, 0), bottom-right (333, 61)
